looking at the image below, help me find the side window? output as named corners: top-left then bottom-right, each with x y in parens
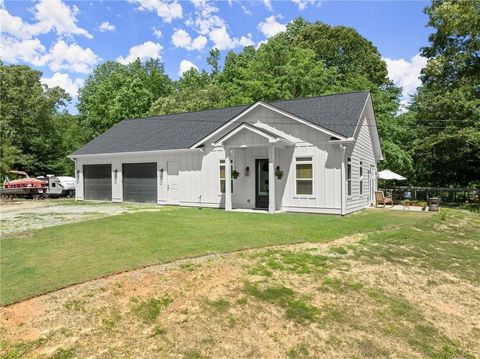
top-left (347, 157), bottom-right (352, 196)
top-left (295, 157), bottom-right (313, 195)
top-left (220, 160), bottom-right (233, 193)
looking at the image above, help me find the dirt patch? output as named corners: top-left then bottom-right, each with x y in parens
top-left (0, 200), bottom-right (162, 237)
top-left (1, 230), bottom-right (478, 358)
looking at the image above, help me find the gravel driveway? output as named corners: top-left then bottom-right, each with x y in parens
top-left (0, 199), bottom-right (160, 237)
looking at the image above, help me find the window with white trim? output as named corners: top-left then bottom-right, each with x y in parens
top-left (220, 160), bottom-right (233, 193)
top-left (295, 157), bottom-right (313, 195)
top-left (347, 157), bottom-right (352, 196)
top-left (359, 160), bottom-right (363, 195)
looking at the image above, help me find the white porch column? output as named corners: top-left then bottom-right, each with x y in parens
top-left (268, 145), bottom-right (276, 214)
top-left (225, 147), bottom-right (232, 211)
top-left (340, 145), bottom-right (346, 216)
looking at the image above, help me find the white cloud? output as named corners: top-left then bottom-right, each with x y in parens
top-left (117, 41), bottom-right (163, 64)
top-left (184, 0), bottom-right (256, 50)
top-left (384, 53), bottom-right (427, 100)
top-left (190, 35), bottom-right (208, 50)
top-left (178, 59), bottom-right (198, 76)
top-left (129, 0), bottom-right (182, 22)
top-left (45, 40), bottom-right (100, 73)
top-left (98, 21), bottom-right (115, 32)
top-left (263, 0), bottom-right (272, 11)
top-left (41, 72), bottom-right (84, 97)
top-left (208, 26), bottom-right (237, 50)
top-left (31, 0), bottom-right (92, 39)
top-left (0, 36), bottom-right (47, 66)
top-left (238, 33), bottom-right (254, 47)
top-left (187, 0), bottom-right (224, 35)
top-left (258, 16), bottom-right (286, 38)
top-left (171, 29), bottom-right (207, 51)
top-left (0, 0), bottom-right (92, 39)
top-left (152, 26), bottom-right (162, 38)
top-left (0, 37), bottom-right (100, 73)
top-left (292, 0), bottom-right (319, 10)
top-left (0, 6), bottom-right (32, 40)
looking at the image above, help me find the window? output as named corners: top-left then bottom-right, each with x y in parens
top-left (220, 160), bottom-right (233, 193)
top-left (359, 160), bottom-right (363, 195)
top-left (347, 157), bottom-right (352, 196)
top-left (295, 157), bottom-right (313, 195)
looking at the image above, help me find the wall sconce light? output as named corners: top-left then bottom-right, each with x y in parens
top-left (76, 170), bottom-right (80, 183)
top-left (160, 168), bottom-right (164, 179)
top-left (114, 169), bottom-right (118, 183)
top-left (275, 166), bottom-right (284, 180)
top-left (245, 166), bottom-right (250, 177)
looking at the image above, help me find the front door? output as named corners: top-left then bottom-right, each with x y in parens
top-left (167, 161), bottom-right (179, 205)
top-left (255, 159), bottom-right (269, 208)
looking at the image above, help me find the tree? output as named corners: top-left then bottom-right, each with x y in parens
top-left (78, 58), bottom-right (173, 138)
top-left (0, 63), bottom-right (70, 177)
top-left (52, 113), bottom-right (88, 175)
top-left (287, 19), bottom-right (390, 86)
top-left (207, 48), bottom-right (221, 75)
top-left (411, 0), bottom-right (480, 186)
top-left (149, 68), bottom-right (228, 115)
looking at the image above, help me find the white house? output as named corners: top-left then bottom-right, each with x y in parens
top-left (69, 91), bottom-right (382, 215)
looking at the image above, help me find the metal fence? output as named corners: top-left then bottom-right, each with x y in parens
top-left (379, 186), bottom-right (480, 204)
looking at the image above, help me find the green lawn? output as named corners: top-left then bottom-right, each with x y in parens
top-left (1, 207), bottom-right (433, 305)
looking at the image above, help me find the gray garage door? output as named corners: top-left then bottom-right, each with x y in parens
top-left (122, 163), bottom-right (157, 203)
top-left (83, 164), bottom-right (112, 201)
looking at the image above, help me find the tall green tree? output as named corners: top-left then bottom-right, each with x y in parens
top-left (78, 58), bottom-right (173, 138)
top-left (149, 18), bottom-right (409, 174)
top-left (411, 0), bottom-right (480, 186)
top-left (0, 63), bottom-right (70, 177)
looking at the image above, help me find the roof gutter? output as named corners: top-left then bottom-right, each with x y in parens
top-left (328, 137), bottom-right (355, 144)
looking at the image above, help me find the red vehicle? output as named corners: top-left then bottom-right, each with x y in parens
top-left (1, 171), bottom-right (47, 199)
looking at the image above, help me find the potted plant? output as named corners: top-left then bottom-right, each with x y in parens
top-left (232, 169), bottom-right (240, 179)
top-left (420, 201), bottom-right (427, 211)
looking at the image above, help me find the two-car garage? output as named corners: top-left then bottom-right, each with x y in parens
top-left (83, 163), bottom-right (157, 203)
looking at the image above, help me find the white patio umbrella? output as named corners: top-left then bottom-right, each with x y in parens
top-left (378, 169), bottom-right (406, 181)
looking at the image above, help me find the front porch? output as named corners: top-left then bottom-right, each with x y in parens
top-left (214, 122), bottom-right (294, 214)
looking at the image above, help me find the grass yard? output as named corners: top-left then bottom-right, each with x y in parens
top-left (0, 208), bottom-right (479, 358)
top-left (2, 207), bottom-right (430, 305)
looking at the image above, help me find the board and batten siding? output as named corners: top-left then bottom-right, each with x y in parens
top-left (218, 106), bottom-right (343, 213)
top-left (74, 105), bottom-right (356, 214)
top-left (345, 115), bottom-right (376, 214)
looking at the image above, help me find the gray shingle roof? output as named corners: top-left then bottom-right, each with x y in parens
top-left (71, 91), bottom-right (369, 156)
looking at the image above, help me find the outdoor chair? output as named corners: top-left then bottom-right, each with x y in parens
top-left (375, 191), bottom-right (393, 208)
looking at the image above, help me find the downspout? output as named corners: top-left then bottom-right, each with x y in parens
top-left (340, 145), bottom-right (346, 216)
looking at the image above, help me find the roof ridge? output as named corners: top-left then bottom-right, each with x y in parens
top-left (121, 90), bottom-right (370, 123)
top-left (123, 104), bottom-right (249, 122)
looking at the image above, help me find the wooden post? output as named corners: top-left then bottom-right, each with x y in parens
top-left (268, 146), bottom-right (276, 214)
top-left (340, 145), bottom-right (346, 215)
top-left (225, 147), bottom-right (232, 211)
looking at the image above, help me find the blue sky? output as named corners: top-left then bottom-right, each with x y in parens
top-left (1, 0), bottom-right (433, 112)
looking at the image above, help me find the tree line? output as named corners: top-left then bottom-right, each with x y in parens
top-left (1, 0), bottom-right (478, 187)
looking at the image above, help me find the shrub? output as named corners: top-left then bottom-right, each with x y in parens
top-left (438, 208), bottom-right (448, 220)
